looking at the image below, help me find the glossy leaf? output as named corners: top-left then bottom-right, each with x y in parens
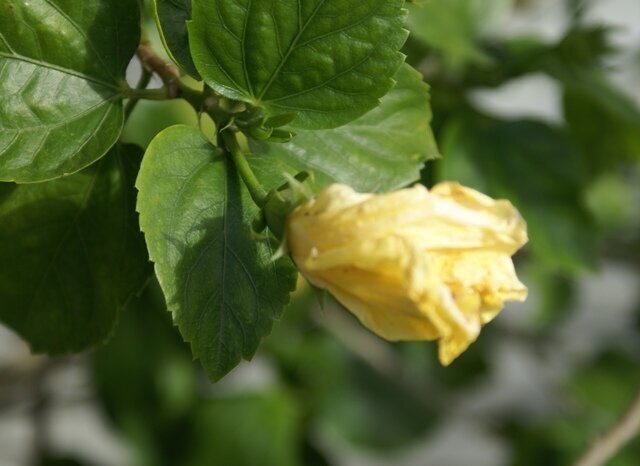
top-left (0, 0), bottom-right (140, 182)
top-left (250, 64), bottom-right (438, 193)
top-left (136, 125), bottom-right (297, 381)
top-left (188, 0), bottom-right (408, 129)
top-left (0, 145), bottom-right (151, 354)
top-left (153, 0), bottom-right (200, 79)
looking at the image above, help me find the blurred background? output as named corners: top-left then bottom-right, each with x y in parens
top-left (1, 0), bottom-right (640, 464)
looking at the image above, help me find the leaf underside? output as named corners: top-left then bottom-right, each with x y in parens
top-left (0, 145), bottom-right (151, 354)
top-left (153, 0), bottom-right (201, 78)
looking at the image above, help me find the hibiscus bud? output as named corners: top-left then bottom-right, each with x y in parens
top-left (286, 182), bottom-right (528, 366)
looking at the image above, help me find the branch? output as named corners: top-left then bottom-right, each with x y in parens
top-left (132, 42), bottom-right (205, 110)
top-left (136, 42), bottom-right (181, 97)
top-left (573, 387), bottom-right (640, 466)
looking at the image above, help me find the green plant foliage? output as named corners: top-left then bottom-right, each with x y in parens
top-left (506, 353), bottom-right (640, 466)
top-left (320, 359), bottom-right (438, 449)
top-left (266, 290), bottom-right (438, 451)
top-left (0, 0), bottom-right (140, 182)
top-left (188, 393), bottom-right (302, 466)
top-left (153, 0), bottom-right (200, 78)
top-left (407, 0), bottom-right (510, 70)
top-left (136, 125), bottom-right (297, 380)
top-left (564, 84), bottom-right (640, 174)
top-left (439, 118), bottom-right (599, 273)
top-left (250, 64), bottom-right (438, 192)
top-left (2, 2), bottom-right (640, 465)
top-left (188, 0), bottom-right (408, 129)
top-left (0, 145), bottom-right (150, 354)
top-left (92, 282), bottom-right (200, 466)
top-left (121, 99), bottom-right (199, 148)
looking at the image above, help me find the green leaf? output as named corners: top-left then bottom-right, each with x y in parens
top-left (407, 0), bottom-right (507, 70)
top-left (152, 0), bottom-right (201, 79)
top-left (563, 81), bottom-right (640, 174)
top-left (0, 0), bottom-right (140, 182)
top-left (93, 280), bottom-right (199, 442)
top-left (0, 145), bottom-right (151, 354)
top-left (188, 392), bottom-right (302, 466)
top-left (188, 0), bottom-right (408, 129)
top-left (439, 118), bottom-right (599, 273)
top-left (249, 64), bottom-right (438, 193)
top-left (136, 125), bottom-right (297, 381)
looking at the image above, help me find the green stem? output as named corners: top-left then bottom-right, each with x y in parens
top-left (124, 67), bottom-right (152, 119)
top-left (221, 130), bottom-right (268, 207)
top-left (125, 86), bottom-right (170, 101)
top-left (125, 44), bottom-right (210, 112)
top-left (179, 84), bottom-right (206, 110)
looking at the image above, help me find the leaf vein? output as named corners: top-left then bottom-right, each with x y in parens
top-left (266, 47), bottom-right (377, 104)
top-left (0, 52), bottom-right (118, 90)
top-left (256, 0), bottom-right (328, 100)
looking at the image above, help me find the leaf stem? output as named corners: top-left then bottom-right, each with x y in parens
top-left (124, 66), bottom-right (152, 119)
top-left (221, 130), bottom-right (268, 207)
top-left (128, 42), bottom-right (207, 110)
top-left (125, 87), bottom-right (170, 100)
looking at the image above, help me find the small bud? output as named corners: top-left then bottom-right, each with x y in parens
top-left (268, 129), bottom-right (295, 143)
top-left (265, 112), bottom-right (299, 128)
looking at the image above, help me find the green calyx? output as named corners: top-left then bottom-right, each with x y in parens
top-left (259, 173), bottom-right (312, 241)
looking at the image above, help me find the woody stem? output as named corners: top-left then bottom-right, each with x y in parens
top-left (573, 387), bottom-right (640, 466)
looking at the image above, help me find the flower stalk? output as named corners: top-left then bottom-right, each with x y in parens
top-left (221, 130), bottom-right (268, 207)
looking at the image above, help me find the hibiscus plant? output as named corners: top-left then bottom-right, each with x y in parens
top-left (1, 1), bottom-right (640, 464)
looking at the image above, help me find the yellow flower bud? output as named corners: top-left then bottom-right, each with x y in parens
top-left (286, 182), bottom-right (528, 366)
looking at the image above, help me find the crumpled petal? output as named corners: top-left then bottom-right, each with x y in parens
top-left (287, 182), bottom-right (528, 366)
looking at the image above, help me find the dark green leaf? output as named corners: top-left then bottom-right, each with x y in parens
top-left (188, 0), bottom-right (407, 129)
top-left (93, 280), bottom-right (199, 466)
top-left (563, 82), bottom-right (640, 174)
top-left (249, 64), bottom-right (438, 193)
top-left (0, 145), bottom-right (151, 354)
top-left (136, 125), bottom-right (297, 381)
top-left (152, 0), bottom-right (200, 79)
top-left (0, 0), bottom-right (140, 182)
top-left (318, 357), bottom-right (437, 450)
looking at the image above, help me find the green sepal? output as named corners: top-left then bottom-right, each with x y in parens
top-left (263, 173), bottom-right (311, 240)
top-left (265, 113), bottom-right (299, 128)
top-left (248, 126), bottom-right (274, 141)
top-left (268, 129), bottom-right (296, 143)
top-left (219, 98), bottom-right (248, 115)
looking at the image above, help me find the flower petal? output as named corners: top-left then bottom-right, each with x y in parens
top-left (286, 182), bottom-right (529, 367)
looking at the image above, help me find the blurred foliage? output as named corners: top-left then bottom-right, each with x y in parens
top-left (505, 353), bottom-right (640, 466)
top-left (27, 0), bottom-right (640, 464)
